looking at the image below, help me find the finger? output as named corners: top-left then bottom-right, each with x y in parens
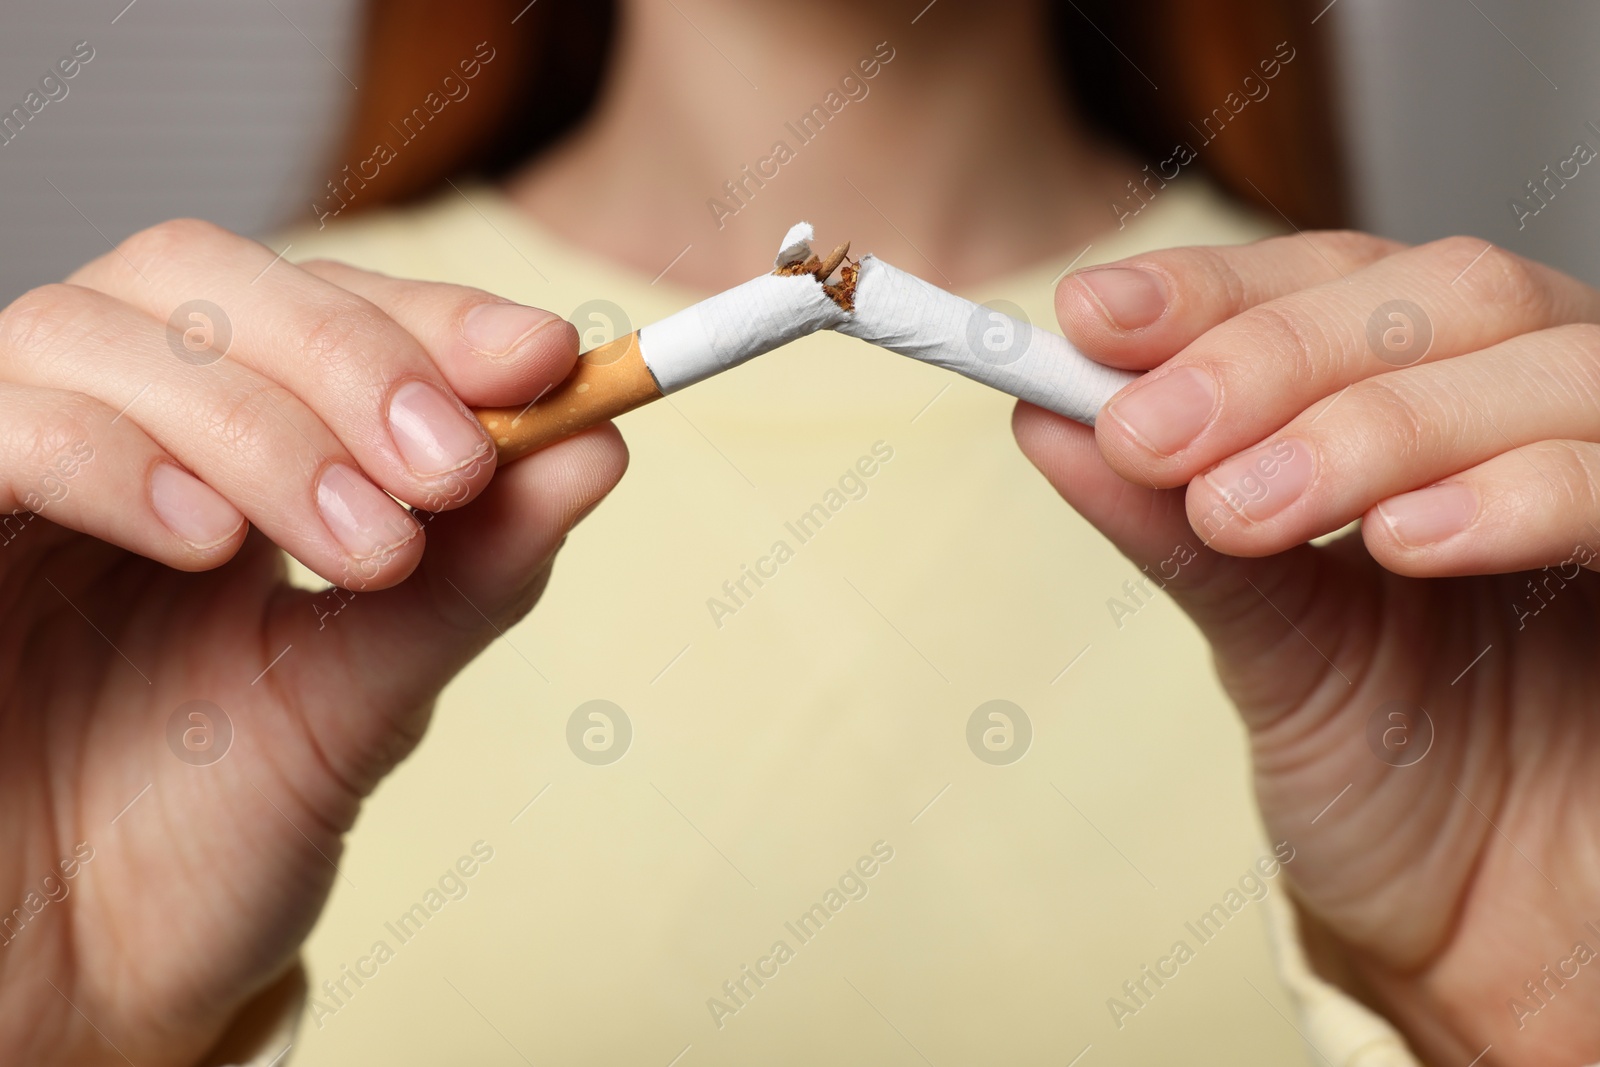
top-left (295, 259), bottom-right (580, 408)
top-left (0, 283), bottom-right (423, 588)
top-left (1363, 439), bottom-right (1600, 578)
top-left (1057, 231), bottom-right (1403, 370)
top-left (0, 383), bottom-right (245, 567)
top-left (1188, 324), bottom-right (1600, 556)
top-left (70, 219), bottom-right (495, 511)
top-left (1011, 401), bottom-right (1357, 725)
top-left (265, 424), bottom-right (629, 794)
top-left (1096, 237), bottom-right (1600, 484)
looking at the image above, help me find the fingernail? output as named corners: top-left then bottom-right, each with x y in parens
top-left (388, 380), bottom-right (489, 477)
top-left (1105, 366), bottom-right (1216, 456)
top-left (150, 463), bottom-right (244, 548)
top-left (316, 463), bottom-right (420, 558)
top-left (1204, 439), bottom-right (1314, 523)
top-left (463, 302), bottom-right (559, 358)
top-left (1377, 483), bottom-right (1478, 547)
top-left (1076, 267), bottom-right (1168, 330)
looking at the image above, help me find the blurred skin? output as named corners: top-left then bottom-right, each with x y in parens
top-left (0, 0), bottom-right (1595, 1065)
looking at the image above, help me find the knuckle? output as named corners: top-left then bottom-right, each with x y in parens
top-left (295, 258), bottom-right (377, 289)
top-left (1245, 233), bottom-right (1312, 260)
top-left (1314, 229), bottom-right (1405, 269)
top-left (1534, 440), bottom-right (1600, 514)
top-left (117, 218), bottom-right (231, 278)
top-left (294, 257), bottom-right (347, 276)
top-left (1428, 233), bottom-right (1492, 265)
top-left (18, 410), bottom-right (91, 470)
top-left (294, 298), bottom-right (399, 385)
top-left (1430, 237), bottom-right (1550, 320)
top-left (1233, 231), bottom-right (1399, 295)
top-left (1343, 375), bottom-right (1441, 461)
top-left (1433, 231), bottom-right (1478, 257)
top-left (204, 382), bottom-right (305, 461)
top-left (1183, 245), bottom-right (1248, 314)
top-left (0, 284), bottom-right (90, 356)
top-left (1234, 300), bottom-right (1329, 385)
top-left (3, 398), bottom-right (98, 508)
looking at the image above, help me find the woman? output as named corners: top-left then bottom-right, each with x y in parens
top-left (2, 1), bottom-right (1596, 1064)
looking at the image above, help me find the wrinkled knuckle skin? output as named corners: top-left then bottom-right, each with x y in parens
top-left (1237, 301), bottom-right (1326, 385)
top-left (1540, 440), bottom-right (1600, 517)
top-left (1317, 229), bottom-right (1402, 270)
top-left (1345, 376), bottom-right (1437, 465)
top-left (116, 218), bottom-right (232, 281)
top-left (0, 284), bottom-right (91, 362)
top-left (1180, 245), bottom-right (1246, 312)
top-left (295, 257), bottom-right (403, 291)
top-left (1428, 234), bottom-right (1492, 268)
top-left (1431, 236), bottom-right (1550, 322)
top-left (295, 257), bottom-right (348, 277)
top-left (1247, 230), bottom-right (1397, 282)
top-left (204, 382), bottom-right (310, 469)
top-left (1109, 245), bottom-right (1238, 315)
top-left (294, 299), bottom-right (401, 392)
top-left (2, 398), bottom-right (98, 510)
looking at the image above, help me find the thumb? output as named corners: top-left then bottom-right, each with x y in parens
top-left (1012, 402), bottom-right (1366, 725)
top-left (268, 425), bottom-right (628, 794)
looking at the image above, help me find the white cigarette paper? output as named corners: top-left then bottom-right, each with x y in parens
top-left (838, 255), bottom-right (1138, 425)
top-left (634, 222), bottom-right (1135, 425)
top-left (640, 272), bottom-right (846, 393)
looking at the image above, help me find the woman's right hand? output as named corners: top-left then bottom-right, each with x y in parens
top-left (0, 219), bottom-right (627, 1066)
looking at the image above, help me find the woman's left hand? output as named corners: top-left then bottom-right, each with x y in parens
top-left (1015, 231), bottom-right (1600, 1066)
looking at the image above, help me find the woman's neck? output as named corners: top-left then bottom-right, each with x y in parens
top-left (508, 0), bottom-right (1134, 291)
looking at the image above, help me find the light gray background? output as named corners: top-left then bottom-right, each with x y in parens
top-left (0, 0), bottom-right (1596, 302)
top-left (1334, 0), bottom-right (1600, 280)
top-left (0, 0), bottom-right (359, 302)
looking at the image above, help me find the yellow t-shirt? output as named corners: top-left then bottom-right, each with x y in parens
top-left (269, 180), bottom-right (1412, 1066)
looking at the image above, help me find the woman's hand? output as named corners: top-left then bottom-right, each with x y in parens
top-left (0, 219), bottom-right (626, 1066)
top-left (1015, 232), bottom-right (1600, 1066)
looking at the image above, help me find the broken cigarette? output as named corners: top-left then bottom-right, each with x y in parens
top-left (472, 232), bottom-right (849, 463)
top-left (473, 222), bottom-right (1138, 463)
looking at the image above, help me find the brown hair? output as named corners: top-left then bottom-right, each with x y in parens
top-left (330, 0), bottom-right (1346, 230)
